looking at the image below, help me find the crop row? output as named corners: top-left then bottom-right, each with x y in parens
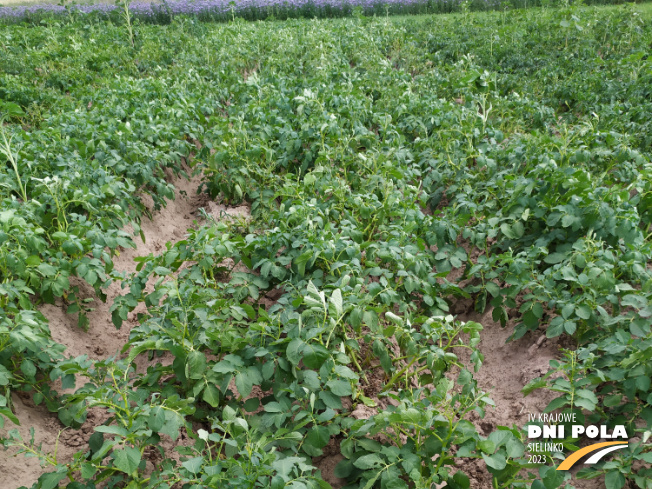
top-left (1, 3), bottom-right (651, 489)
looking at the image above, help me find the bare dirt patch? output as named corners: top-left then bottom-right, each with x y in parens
top-left (458, 307), bottom-right (559, 431)
top-left (457, 307), bottom-right (605, 488)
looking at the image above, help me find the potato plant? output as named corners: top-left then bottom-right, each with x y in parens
top-left (1, 3), bottom-right (651, 489)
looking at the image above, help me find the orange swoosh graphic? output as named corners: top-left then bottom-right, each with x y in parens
top-left (557, 441), bottom-right (628, 470)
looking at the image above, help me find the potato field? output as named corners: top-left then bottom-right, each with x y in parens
top-left (0, 3), bottom-right (651, 489)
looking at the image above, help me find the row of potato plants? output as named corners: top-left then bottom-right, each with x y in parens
top-left (1, 3), bottom-right (651, 488)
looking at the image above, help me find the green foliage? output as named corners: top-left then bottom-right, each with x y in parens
top-left (116, 0), bottom-right (135, 48)
top-left (0, 4), bottom-right (651, 489)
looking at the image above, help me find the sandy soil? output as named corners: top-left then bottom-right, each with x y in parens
top-left (458, 307), bottom-right (559, 439)
top-left (456, 307), bottom-right (602, 489)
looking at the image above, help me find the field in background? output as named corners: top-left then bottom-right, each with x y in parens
top-left (1, 0), bottom-right (647, 23)
top-left (1, 3), bottom-right (651, 489)
top-left (0, 0), bottom-right (109, 6)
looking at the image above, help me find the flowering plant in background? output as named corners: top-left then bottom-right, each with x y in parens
top-left (0, 0), bottom-right (616, 24)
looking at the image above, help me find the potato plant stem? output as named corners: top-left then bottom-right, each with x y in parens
top-left (0, 128), bottom-right (27, 202)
